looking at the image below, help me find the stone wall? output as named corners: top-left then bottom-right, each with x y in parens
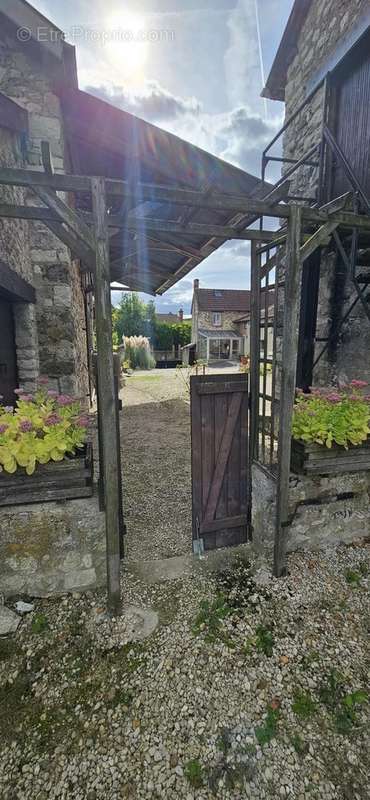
top-left (281, 0), bottom-right (370, 386)
top-left (197, 310), bottom-right (246, 332)
top-left (0, 30), bottom-right (88, 398)
top-left (0, 496), bottom-right (106, 597)
top-left (252, 463), bottom-right (370, 555)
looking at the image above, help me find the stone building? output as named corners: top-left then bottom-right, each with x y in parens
top-left (0, 1), bottom-right (88, 404)
top-left (251, 0), bottom-right (370, 556)
top-left (263, 0), bottom-right (370, 388)
top-left (191, 279), bottom-right (251, 361)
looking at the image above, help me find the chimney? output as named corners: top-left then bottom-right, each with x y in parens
top-left (179, 308), bottom-right (184, 321)
top-left (193, 278), bottom-right (199, 290)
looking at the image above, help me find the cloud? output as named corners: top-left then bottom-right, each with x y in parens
top-left (86, 76), bottom-right (282, 178)
top-left (86, 80), bottom-right (202, 122)
top-left (224, 0), bottom-right (261, 110)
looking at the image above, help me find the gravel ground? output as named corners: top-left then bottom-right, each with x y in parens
top-left (122, 370), bottom-right (192, 561)
top-left (0, 543), bottom-right (369, 800)
top-left (121, 366), bottom-right (240, 562)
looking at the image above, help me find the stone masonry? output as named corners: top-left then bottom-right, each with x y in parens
top-left (252, 463), bottom-right (370, 556)
top-left (282, 0), bottom-right (370, 385)
top-left (0, 28), bottom-right (88, 398)
top-left (0, 496), bottom-right (106, 597)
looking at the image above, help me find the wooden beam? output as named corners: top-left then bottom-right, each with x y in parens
top-left (43, 220), bottom-right (95, 271)
top-left (0, 258), bottom-right (35, 303)
top-left (300, 220), bottom-right (339, 263)
top-left (32, 185), bottom-right (95, 251)
top-left (2, 166), bottom-right (370, 231)
top-left (0, 166), bottom-right (292, 217)
top-left (122, 217), bottom-right (278, 241)
top-left (91, 176), bottom-right (122, 616)
top-left (0, 202), bottom-right (62, 222)
top-left (274, 205), bottom-right (303, 578)
top-left (146, 235), bottom-right (206, 260)
top-left (41, 141), bottom-right (54, 176)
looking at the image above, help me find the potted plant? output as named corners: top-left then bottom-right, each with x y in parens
top-left (291, 381), bottom-right (370, 475)
top-left (0, 378), bottom-right (93, 506)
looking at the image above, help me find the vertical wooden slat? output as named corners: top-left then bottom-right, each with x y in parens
top-left (250, 241), bottom-right (261, 463)
top-left (190, 376), bottom-right (203, 548)
top-left (274, 205), bottom-right (303, 578)
top-left (91, 176), bottom-right (122, 615)
top-left (261, 249), bottom-right (270, 463)
top-left (270, 251), bottom-right (279, 465)
top-left (214, 392), bottom-right (228, 520)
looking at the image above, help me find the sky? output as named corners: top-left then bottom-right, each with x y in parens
top-left (33, 0), bottom-right (294, 313)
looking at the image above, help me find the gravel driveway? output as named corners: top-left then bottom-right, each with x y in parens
top-left (1, 369), bottom-right (369, 799)
top-left (0, 544), bottom-right (369, 800)
top-left (121, 369), bottom-right (192, 561)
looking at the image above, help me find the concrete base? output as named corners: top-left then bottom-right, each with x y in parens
top-left (252, 462), bottom-right (370, 553)
top-left (0, 495), bottom-right (106, 597)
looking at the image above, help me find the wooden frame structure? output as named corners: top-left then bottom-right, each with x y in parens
top-left (1, 157), bottom-right (370, 606)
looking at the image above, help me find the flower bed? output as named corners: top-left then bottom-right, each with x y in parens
top-left (0, 379), bottom-right (93, 505)
top-left (291, 381), bottom-right (370, 475)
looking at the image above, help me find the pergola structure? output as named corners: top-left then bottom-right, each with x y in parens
top-left (1, 154), bottom-right (370, 613)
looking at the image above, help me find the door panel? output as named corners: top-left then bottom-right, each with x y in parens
top-left (190, 373), bottom-right (249, 552)
top-left (0, 300), bottom-right (17, 405)
top-left (332, 32), bottom-right (370, 199)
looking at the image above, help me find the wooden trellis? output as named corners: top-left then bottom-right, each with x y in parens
top-left (1, 153), bottom-right (370, 607)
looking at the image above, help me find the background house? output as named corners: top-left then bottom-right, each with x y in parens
top-left (156, 309), bottom-right (184, 324)
top-left (191, 279), bottom-right (251, 362)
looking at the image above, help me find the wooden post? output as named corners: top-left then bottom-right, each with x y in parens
top-left (250, 241), bottom-right (261, 463)
top-left (274, 205), bottom-right (303, 577)
top-left (91, 176), bottom-right (122, 615)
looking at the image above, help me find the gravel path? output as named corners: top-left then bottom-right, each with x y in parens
top-left (122, 398), bottom-right (192, 561)
top-left (0, 543), bottom-right (369, 799)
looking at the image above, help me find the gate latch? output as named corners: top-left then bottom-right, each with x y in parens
top-left (193, 516), bottom-right (205, 557)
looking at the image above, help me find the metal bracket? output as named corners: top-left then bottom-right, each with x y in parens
top-left (192, 538), bottom-right (205, 556)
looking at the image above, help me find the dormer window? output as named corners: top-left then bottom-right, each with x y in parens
top-left (212, 312), bottom-right (222, 326)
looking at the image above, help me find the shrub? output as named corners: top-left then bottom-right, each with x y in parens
top-left (292, 381), bottom-right (370, 449)
top-left (0, 379), bottom-right (88, 475)
top-left (123, 336), bottom-right (156, 370)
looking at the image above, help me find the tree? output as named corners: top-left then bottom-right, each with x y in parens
top-left (112, 293), bottom-right (149, 341)
top-left (172, 321), bottom-right (192, 347)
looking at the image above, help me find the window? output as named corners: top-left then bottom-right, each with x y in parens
top-left (212, 312), bottom-right (222, 326)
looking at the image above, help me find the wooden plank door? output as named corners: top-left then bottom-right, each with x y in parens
top-left (190, 373), bottom-right (249, 552)
top-left (331, 30), bottom-right (370, 200)
top-left (0, 299), bottom-right (17, 405)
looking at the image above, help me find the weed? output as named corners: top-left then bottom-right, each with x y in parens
top-left (345, 569), bottom-right (362, 587)
top-left (255, 625), bottom-right (274, 657)
top-left (292, 690), bottom-right (316, 719)
top-left (184, 759), bottom-right (204, 789)
top-left (334, 690), bottom-right (368, 735)
top-left (290, 733), bottom-right (309, 755)
top-left (31, 613), bottom-right (48, 634)
top-left (192, 594), bottom-right (232, 644)
top-left (255, 705), bottom-right (279, 746)
top-left (0, 638), bottom-right (19, 662)
top-left (358, 561), bottom-right (369, 577)
top-left (318, 669), bottom-right (345, 709)
top-left (319, 670), bottom-right (368, 735)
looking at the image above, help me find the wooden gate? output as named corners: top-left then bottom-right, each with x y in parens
top-left (190, 373), bottom-right (249, 553)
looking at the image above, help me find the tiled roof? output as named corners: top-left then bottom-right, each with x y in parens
top-left (198, 329), bottom-right (243, 339)
top-left (196, 288), bottom-right (251, 312)
top-left (156, 312), bottom-right (181, 324)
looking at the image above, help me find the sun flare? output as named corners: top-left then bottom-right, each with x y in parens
top-left (105, 11), bottom-right (148, 82)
